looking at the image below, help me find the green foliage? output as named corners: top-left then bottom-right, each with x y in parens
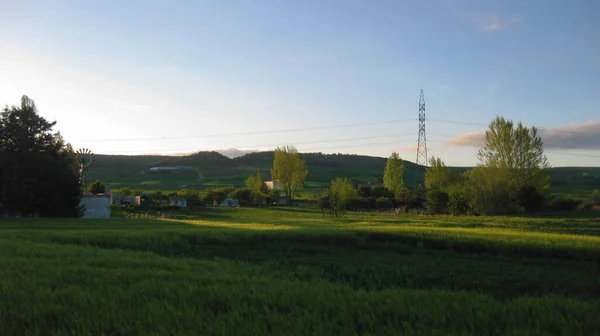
top-left (591, 189), bottom-right (600, 205)
top-left (383, 152), bottom-right (404, 195)
top-left (426, 190), bottom-right (449, 214)
top-left (357, 184), bottom-right (371, 198)
top-left (548, 197), bottom-right (582, 212)
top-left (516, 184), bottom-right (544, 212)
top-left (271, 145), bottom-right (308, 205)
top-left (87, 180), bottom-right (106, 194)
top-left (447, 185), bottom-right (471, 215)
top-left (327, 177), bottom-right (358, 217)
top-left (204, 186), bottom-right (235, 205)
top-left (477, 115), bottom-right (551, 196)
top-left (229, 188), bottom-right (253, 206)
top-left (424, 156), bottom-right (454, 191)
top-left (245, 169), bottom-right (269, 203)
top-left (116, 187), bottom-right (133, 196)
top-left (370, 185), bottom-right (393, 198)
top-left (0, 95), bottom-right (82, 217)
top-left (177, 188), bottom-right (200, 200)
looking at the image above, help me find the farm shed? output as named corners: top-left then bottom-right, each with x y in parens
top-left (169, 196), bottom-right (187, 207)
top-left (79, 195), bottom-right (111, 219)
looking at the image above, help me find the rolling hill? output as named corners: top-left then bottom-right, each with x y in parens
top-left (86, 151), bottom-right (600, 196)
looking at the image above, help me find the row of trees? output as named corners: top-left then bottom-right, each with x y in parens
top-left (318, 115), bottom-right (598, 217)
top-left (0, 96), bottom-right (82, 217)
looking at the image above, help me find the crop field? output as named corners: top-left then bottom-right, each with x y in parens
top-left (1, 208), bottom-right (599, 335)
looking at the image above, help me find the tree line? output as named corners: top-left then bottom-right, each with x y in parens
top-left (318, 115), bottom-right (599, 217)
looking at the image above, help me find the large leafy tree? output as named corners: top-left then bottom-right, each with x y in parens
top-left (383, 152), bottom-right (404, 197)
top-left (0, 95), bottom-right (82, 217)
top-left (270, 145), bottom-right (308, 205)
top-left (472, 115), bottom-right (550, 214)
top-left (477, 116), bottom-right (550, 193)
top-left (424, 156), bottom-right (454, 191)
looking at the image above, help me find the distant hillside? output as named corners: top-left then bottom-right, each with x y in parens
top-left (86, 151), bottom-right (600, 195)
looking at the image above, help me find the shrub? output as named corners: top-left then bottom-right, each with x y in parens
top-left (229, 188), bottom-right (253, 206)
top-left (516, 184), bottom-right (544, 212)
top-left (375, 197), bottom-right (393, 210)
top-left (357, 184), bottom-right (371, 198)
top-left (203, 187), bottom-right (235, 205)
top-left (447, 187), bottom-right (470, 216)
top-left (591, 189), bottom-right (600, 205)
top-left (426, 190), bottom-right (449, 214)
top-left (548, 197), bottom-right (581, 212)
top-left (370, 186), bottom-right (393, 199)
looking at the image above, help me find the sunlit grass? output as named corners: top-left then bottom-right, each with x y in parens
top-left (1, 207), bottom-right (599, 334)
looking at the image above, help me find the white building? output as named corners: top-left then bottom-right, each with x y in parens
top-left (264, 180), bottom-right (281, 190)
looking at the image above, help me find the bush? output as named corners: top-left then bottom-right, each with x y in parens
top-left (375, 197), bottom-right (393, 210)
top-left (203, 187), bottom-right (235, 205)
top-left (346, 198), bottom-right (374, 211)
top-left (548, 197), bottom-right (581, 212)
top-left (371, 186), bottom-right (393, 199)
top-left (516, 184), bottom-right (544, 212)
top-left (357, 185), bottom-right (371, 198)
top-left (426, 190), bottom-right (449, 214)
top-left (447, 187), bottom-right (470, 216)
top-left (591, 189), bottom-right (600, 205)
top-left (396, 188), bottom-right (422, 209)
top-left (229, 188), bottom-right (253, 206)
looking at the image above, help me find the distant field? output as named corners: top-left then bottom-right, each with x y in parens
top-left (1, 208), bottom-right (599, 334)
top-left (86, 152), bottom-right (600, 197)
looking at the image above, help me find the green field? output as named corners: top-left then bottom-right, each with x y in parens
top-left (1, 207), bottom-right (599, 335)
top-left (86, 152), bottom-right (600, 198)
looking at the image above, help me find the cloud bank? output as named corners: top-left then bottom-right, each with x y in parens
top-left (444, 120), bottom-right (600, 150)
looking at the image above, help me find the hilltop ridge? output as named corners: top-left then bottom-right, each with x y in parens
top-left (86, 151), bottom-right (600, 194)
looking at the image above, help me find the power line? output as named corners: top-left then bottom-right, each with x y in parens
top-left (75, 118), bottom-right (418, 142)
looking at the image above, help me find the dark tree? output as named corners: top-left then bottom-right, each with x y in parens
top-left (88, 180), bottom-right (106, 194)
top-left (0, 95), bottom-right (82, 217)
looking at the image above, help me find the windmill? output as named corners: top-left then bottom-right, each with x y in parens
top-left (75, 148), bottom-right (95, 193)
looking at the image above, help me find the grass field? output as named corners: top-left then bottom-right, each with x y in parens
top-left (1, 207), bottom-right (599, 335)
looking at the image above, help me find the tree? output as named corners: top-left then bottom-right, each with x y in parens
top-left (424, 156), bottom-right (454, 191)
top-left (0, 95), bottom-right (82, 217)
top-left (477, 115), bottom-right (550, 195)
top-left (328, 177), bottom-right (358, 217)
top-left (270, 145), bottom-right (308, 206)
top-left (88, 180), bottom-right (106, 194)
top-left (245, 169), bottom-right (268, 203)
top-left (383, 152), bottom-right (404, 197)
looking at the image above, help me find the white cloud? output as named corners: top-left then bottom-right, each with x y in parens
top-left (462, 12), bottom-right (522, 33)
top-left (443, 120), bottom-right (600, 150)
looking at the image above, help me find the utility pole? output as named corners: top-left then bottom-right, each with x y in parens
top-left (414, 89), bottom-right (427, 188)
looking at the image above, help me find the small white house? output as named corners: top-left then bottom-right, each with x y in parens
top-left (80, 195), bottom-right (111, 219)
top-left (264, 180), bottom-right (281, 190)
top-left (219, 198), bottom-right (239, 207)
top-left (169, 196), bottom-right (187, 207)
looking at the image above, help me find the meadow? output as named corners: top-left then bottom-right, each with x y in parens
top-left (1, 207), bottom-right (599, 335)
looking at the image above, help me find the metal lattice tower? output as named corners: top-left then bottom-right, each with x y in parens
top-left (414, 89), bottom-right (427, 187)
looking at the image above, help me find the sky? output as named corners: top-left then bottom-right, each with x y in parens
top-left (1, 0), bottom-right (599, 166)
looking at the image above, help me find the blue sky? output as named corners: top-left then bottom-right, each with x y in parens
top-left (1, 0), bottom-right (599, 166)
